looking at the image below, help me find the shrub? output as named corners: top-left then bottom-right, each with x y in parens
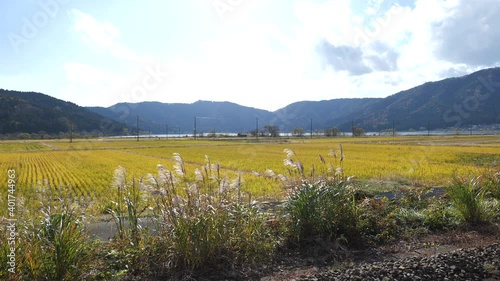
top-left (396, 188), bottom-right (460, 232)
top-left (447, 175), bottom-right (488, 225)
top-left (285, 180), bottom-right (359, 244)
top-left (421, 200), bottom-right (459, 231)
top-left (357, 197), bottom-right (399, 244)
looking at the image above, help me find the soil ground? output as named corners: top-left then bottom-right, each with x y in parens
top-left (262, 223), bottom-right (500, 281)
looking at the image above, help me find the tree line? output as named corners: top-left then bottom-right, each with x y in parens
top-left (245, 125), bottom-right (366, 137)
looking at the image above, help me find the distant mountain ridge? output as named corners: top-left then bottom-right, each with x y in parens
top-left (89, 67), bottom-right (500, 133)
top-left (273, 98), bottom-right (382, 131)
top-left (342, 68), bottom-right (500, 131)
top-left (89, 100), bottom-right (276, 135)
top-left (1, 67), bottom-right (499, 136)
top-left (0, 89), bottom-right (126, 136)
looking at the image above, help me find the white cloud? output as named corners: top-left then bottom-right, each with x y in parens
top-left (70, 9), bottom-right (143, 63)
top-left (60, 60), bottom-right (175, 107)
top-left (432, 0), bottom-right (500, 66)
top-left (62, 9), bottom-right (169, 107)
top-left (294, 0), bottom-right (354, 46)
top-left (60, 62), bottom-right (124, 106)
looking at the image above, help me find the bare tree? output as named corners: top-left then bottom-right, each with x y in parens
top-left (325, 127), bottom-right (339, 137)
top-left (352, 127), bottom-right (365, 137)
top-left (292, 127), bottom-right (305, 137)
top-left (264, 125), bottom-right (280, 137)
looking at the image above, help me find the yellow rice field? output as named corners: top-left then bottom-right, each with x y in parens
top-left (0, 135), bottom-right (498, 215)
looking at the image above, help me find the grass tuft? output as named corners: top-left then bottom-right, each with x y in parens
top-left (447, 175), bottom-right (488, 225)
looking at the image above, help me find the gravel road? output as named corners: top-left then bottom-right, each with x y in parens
top-left (296, 243), bottom-right (499, 281)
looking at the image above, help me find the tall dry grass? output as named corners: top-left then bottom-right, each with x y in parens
top-left (104, 153), bottom-right (281, 277)
top-left (0, 186), bottom-right (95, 281)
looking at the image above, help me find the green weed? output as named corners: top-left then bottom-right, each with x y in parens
top-left (0, 194), bottom-right (95, 281)
top-left (447, 175), bottom-right (488, 224)
top-left (285, 181), bottom-right (359, 244)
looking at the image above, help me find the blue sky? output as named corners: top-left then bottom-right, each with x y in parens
top-left (1, 0), bottom-right (500, 111)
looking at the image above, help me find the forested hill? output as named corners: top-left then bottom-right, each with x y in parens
top-left (276, 67), bottom-right (500, 131)
top-left (0, 89), bottom-right (126, 136)
top-left (339, 67), bottom-right (500, 131)
top-left (90, 68), bottom-right (500, 133)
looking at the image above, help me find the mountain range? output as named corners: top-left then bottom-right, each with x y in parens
top-left (1, 67), bottom-right (499, 136)
top-left (90, 67), bottom-right (500, 133)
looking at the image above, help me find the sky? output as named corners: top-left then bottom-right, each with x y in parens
top-left (1, 0), bottom-right (500, 111)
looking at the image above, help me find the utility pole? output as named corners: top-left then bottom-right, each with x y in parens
top-left (136, 115), bottom-right (139, 141)
top-left (310, 118), bottom-right (313, 139)
top-left (69, 115), bottom-right (73, 143)
top-left (351, 119), bottom-right (354, 137)
top-left (392, 121), bottom-right (395, 137)
top-left (256, 117), bottom-right (259, 140)
top-left (194, 117), bottom-right (197, 140)
top-left (427, 122), bottom-right (430, 137)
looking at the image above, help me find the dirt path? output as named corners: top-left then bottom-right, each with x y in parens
top-left (40, 142), bottom-right (60, 150)
top-left (86, 217), bottom-right (157, 241)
